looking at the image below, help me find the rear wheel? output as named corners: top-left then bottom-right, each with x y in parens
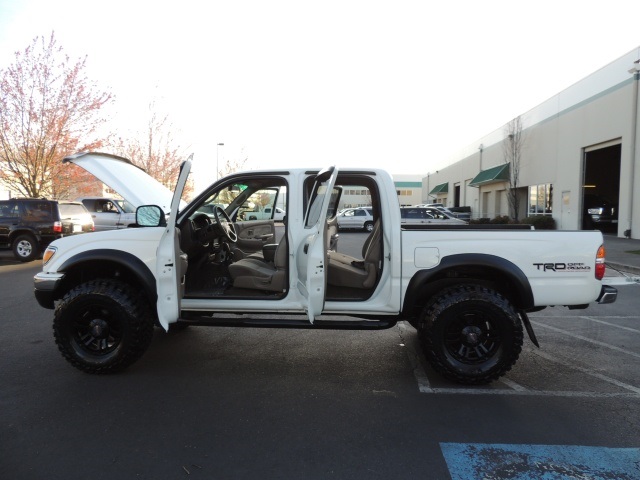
top-left (418, 284), bottom-right (523, 385)
top-left (53, 279), bottom-right (154, 373)
top-left (363, 221), bottom-right (374, 232)
top-left (13, 234), bottom-right (39, 262)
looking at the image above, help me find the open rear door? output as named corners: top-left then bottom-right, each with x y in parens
top-left (296, 167), bottom-right (339, 323)
top-left (156, 157), bottom-right (192, 330)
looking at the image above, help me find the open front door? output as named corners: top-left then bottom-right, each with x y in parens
top-left (296, 167), bottom-right (339, 323)
top-left (156, 157), bottom-right (192, 330)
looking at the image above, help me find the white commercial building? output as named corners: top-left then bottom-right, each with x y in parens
top-left (423, 46), bottom-right (640, 239)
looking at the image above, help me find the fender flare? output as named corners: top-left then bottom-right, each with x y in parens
top-left (58, 249), bottom-right (157, 303)
top-left (403, 253), bottom-right (535, 312)
top-left (10, 229), bottom-right (42, 243)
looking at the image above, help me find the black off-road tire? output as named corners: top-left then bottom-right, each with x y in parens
top-left (13, 234), bottom-right (39, 262)
top-left (418, 284), bottom-right (523, 385)
top-left (53, 279), bottom-right (154, 374)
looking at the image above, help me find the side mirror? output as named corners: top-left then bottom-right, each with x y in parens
top-left (136, 205), bottom-right (166, 227)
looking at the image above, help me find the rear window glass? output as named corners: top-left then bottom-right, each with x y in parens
top-left (59, 204), bottom-right (88, 216)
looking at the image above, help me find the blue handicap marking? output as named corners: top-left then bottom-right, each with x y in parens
top-left (440, 443), bottom-right (640, 479)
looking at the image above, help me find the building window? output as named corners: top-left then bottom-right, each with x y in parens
top-left (529, 183), bottom-right (553, 215)
top-left (396, 189), bottom-right (412, 196)
top-left (345, 188), bottom-right (370, 196)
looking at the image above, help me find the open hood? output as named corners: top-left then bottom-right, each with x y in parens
top-left (64, 152), bottom-right (181, 213)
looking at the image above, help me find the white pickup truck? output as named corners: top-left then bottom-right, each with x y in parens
top-left (34, 152), bottom-right (617, 384)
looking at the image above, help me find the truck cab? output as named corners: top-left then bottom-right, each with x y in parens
top-left (77, 197), bottom-right (137, 231)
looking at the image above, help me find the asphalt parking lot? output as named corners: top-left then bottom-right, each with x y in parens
top-left (1, 240), bottom-right (639, 479)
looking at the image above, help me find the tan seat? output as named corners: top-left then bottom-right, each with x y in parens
top-left (327, 219), bottom-right (381, 289)
top-left (228, 238), bottom-right (288, 292)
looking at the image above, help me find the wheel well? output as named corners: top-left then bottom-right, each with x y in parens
top-left (403, 260), bottom-right (534, 321)
top-left (55, 251), bottom-right (157, 318)
top-left (9, 230), bottom-right (38, 243)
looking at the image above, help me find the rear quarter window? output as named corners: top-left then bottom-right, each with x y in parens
top-left (22, 201), bottom-right (54, 220)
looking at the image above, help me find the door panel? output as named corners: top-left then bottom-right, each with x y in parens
top-left (156, 157), bottom-right (191, 330)
top-left (296, 167), bottom-right (339, 323)
top-left (326, 215), bottom-right (339, 251)
top-left (233, 221), bottom-right (276, 256)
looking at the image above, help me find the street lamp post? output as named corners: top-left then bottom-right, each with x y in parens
top-left (626, 62), bottom-right (639, 238)
top-left (216, 143), bottom-right (224, 181)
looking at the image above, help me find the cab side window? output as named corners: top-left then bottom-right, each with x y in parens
top-left (23, 202), bottom-right (53, 220)
top-left (0, 201), bottom-right (18, 218)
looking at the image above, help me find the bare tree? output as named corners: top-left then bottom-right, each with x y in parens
top-left (111, 101), bottom-right (193, 198)
top-left (217, 148), bottom-right (248, 180)
top-left (503, 116), bottom-right (524, 220)
top-left (215, 150), bottom-right (249, 206)
top-left (0, 32), bottom-right (112, 198)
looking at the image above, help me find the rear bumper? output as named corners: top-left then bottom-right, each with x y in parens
top-left (33, 272), bottom-right (65, 309)
top-left (597, 285), bottom-right (617, 304)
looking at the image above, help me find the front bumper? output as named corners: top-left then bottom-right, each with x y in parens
top-left (33, 272), bottom-right (65, 309)
top-left (597, 285), bottom-right (617, 304)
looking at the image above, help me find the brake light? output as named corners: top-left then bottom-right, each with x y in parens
top-left (53, 221), bottom-right (62, 233)
top-left (595, 245), bottom-right (605, 280)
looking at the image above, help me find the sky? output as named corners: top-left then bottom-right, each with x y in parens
top-left (1, 0), bottom-right (639, 192)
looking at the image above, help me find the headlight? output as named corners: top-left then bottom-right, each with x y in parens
top-left (43, 246), bottom-right (57, 265)
top-left (588, 208), bottom-right (603, 215)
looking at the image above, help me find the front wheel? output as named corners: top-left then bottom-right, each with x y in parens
top-left (53, 279), bottom-right (154, 374)
top-left (13, 234), bottom-right (39, 262)
top-left (418, 284), bottom-right (523, 385)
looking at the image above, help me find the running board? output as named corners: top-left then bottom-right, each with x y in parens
top-left (176, 315), bottom-right (397, 330)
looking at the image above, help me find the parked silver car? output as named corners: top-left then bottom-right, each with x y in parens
top-left (401, 207), bottom-right (467, 225)
top-left (413, 203), bottom-right (471, 221)
top-left (336, 207), bottom-right (375, 231)
top-left (77, 197), bottom-right (137, 231)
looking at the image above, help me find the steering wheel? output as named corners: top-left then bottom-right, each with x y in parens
top-left (191, 213), bottom-right (215, 246)
top-left (213, 206), bottom-right (237, 243)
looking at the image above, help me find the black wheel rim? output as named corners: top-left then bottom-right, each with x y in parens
top-left (443, 309), bottom-right (502, 365)
top-left (71, 303), bottom-right (124, 355)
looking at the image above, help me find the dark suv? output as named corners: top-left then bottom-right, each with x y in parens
top-left (0, 198), bottom-right (93, 262)
top-left (583, 194), bottom-right (618, 230)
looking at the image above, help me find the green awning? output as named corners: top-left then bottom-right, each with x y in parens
top-left (469, 163), bottom-right (510, 187)
top-left (429, 182), bottom-right (448, 194)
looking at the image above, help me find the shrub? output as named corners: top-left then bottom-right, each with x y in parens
top-left (489, 215), bottom-right (512, 224)
top-left (520, 215), bottom-right (556, 230)
top-left (470, 217), bottom-right (491, 224)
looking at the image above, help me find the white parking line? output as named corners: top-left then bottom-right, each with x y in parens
top-left (530, 320), bottom-right (640, 359)
top-left (530, 348), bottom-right (640, 395)
top-left (499, 378), bottom-right (529, 392)
top-left (578, 316), bottom-right (640, 334)
top-left (420, 387), bottom-right (640, 398)
top-left (397, 323), bottom-right (640, 398)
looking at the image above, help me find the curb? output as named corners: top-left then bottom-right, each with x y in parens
top-left (606, 261), bottom-right (640, 276)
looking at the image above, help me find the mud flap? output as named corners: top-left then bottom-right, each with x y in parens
top-left (519, 310), bottom-right (540, 348)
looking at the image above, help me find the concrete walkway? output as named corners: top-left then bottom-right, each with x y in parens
top-left (602, 234), bottom-right (640, 275)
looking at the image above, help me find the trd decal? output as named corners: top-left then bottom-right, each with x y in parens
top-left (533, 262), bottom-right (591, 272)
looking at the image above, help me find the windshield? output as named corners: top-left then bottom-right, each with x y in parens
top-left (193, 180), bottom-right (287, 222)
